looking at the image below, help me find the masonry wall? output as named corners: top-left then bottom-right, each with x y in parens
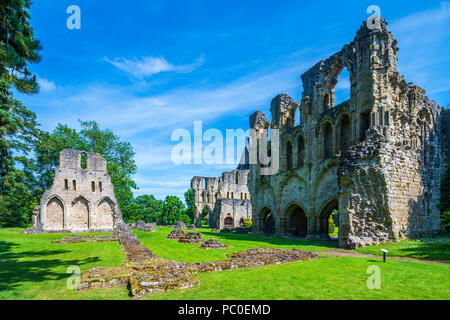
top-left (34, 149), bottom-right (123, 232)
top-left (248, 19), bottom-right (444, 248)
top-left (191, 169), bottom-right (252, 228)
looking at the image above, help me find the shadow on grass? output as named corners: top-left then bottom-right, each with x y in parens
top-left (201, 231), bottom-right (338, 249)
top-left (395, 238), bottom-right (450, 261)
top-left (0, 240), bottom-right (101, 291)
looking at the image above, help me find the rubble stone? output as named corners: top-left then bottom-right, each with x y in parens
top-left (199, 238), bottom-right (228, 249)
top-left (178, 232), bottom-right (205, 244)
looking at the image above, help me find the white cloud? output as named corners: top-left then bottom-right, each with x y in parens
top-left (103, 55), bottom-right (205, 78)
top-left (37, 77), bottom-right (56, 92)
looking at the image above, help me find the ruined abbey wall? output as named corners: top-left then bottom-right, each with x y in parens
top-left (191, 169), bottom-right (251, 229)
top-left (30, 149), bottom-right (124, 233)
top-left (248, 19), bottom-right (446, 248)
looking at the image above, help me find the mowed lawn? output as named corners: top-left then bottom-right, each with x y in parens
top-left (0, 227), bottom-right (449, 300)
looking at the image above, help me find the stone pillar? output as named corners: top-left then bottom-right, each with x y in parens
top-left (306, 217), bottom-right (318, 240)
top-left (194, 207), bottom-right (201, 227)
top-left (275, 216), bottom-right (287, 237)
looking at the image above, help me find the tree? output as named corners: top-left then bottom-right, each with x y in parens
top-left (183, 189), bottom-right (195, 223)
top-left (161, 195), bottom-right (189, 225)
top-left (34, 120), bottom-right (138, 219)
top-left (0, 0), bottom-right (41, 226)
top-left (134, 194), bottom-right (164, 223)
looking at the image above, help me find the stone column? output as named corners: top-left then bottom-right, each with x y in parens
top-left (306, 217), bottom-right (318, 240)
top-left (194, 206), bottom-right (201, 227)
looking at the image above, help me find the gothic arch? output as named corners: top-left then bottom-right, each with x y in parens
top-left (46, 195), bottom-right (65, 230)
top-left (70, 196), bottom-right (90, 230)
top-left (283, 202), bottom-right (308, 237)
top-left (95, 197), bottom-right (115, 229)
top-left (258, 207), bottom-right (275, 235)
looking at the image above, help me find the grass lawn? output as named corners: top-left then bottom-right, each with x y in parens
top-left (0, 227), bottom-right (449, 300)
top-left (353, 237), bottom-right (450, 262)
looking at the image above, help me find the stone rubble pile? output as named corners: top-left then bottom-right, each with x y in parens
top-left (199, 238), bottom-right (228, 250)
top-left (128, 220), bottom-right (157, 232)
top-left (167, 229), bottom-right (186, 240)
top-left (178, 232), bottom-right (205, 244)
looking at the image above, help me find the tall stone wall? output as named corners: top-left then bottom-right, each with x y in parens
top-left (191, 169), bottom-right (252, 228)
top-left (248, 19), bottom-right (445, 248)
top-left (29, 149), bottom-right (123, 233)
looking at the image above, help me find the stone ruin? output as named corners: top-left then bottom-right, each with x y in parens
top-left (80, 230), bottom-right (319, 298)
top-left (178, 232), bottom-right (205, 244)
top-left (52, 234), bottom-right (117, 244)
top-left (167, 229), bottom-right (186, 240)
top-left (23, 149), bottom-right (124, 233)
top-left (191, 168), bottom-right (252, 230)
top-left (248, 19), bottom-right (449, 248)
top-left (129, 220), bottom-right (157, 232)
top-left (174, 220), bottom-right (186, 229)
top-left (199, 238), bottom-right (228, 250)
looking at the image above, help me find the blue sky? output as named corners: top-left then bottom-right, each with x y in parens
top-left (19, 0), bottom-right (450, 200)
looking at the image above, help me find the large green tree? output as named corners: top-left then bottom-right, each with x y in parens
top-left (134, 194), bottom-right (164, 223)
top-left (0, 0), bottom-right (41, 226)
top-left (161, 195), bottom-right (189, 225)
top-left (34, 120), bottom-right (138, 220)
top-left (183, 189), bottom-right (195, 223)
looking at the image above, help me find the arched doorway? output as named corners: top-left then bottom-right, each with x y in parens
top-left (71, 196), bottom-right (90, 230)
top-left (201, 207), bottom-right (212, 227)
top-left (319, 199), bottom-right (339, 239)
top-left (285, 204), bottom-right (308, 237)
top-left (260, 207), bottom-right (275, 235)
top-left (239, 218), bottom-right (244, 227)
top-left (224, 216), bottom-right (234, 229)
top-left (96, 198), bottom-right (114, 229)
top-left (46, 197), bottom-right (64, 230)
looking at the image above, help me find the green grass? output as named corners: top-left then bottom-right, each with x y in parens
top-left (353, 236), bottom-right (450, 262)
top-left (0, 228), bottom-right (128, 300)
top-left (136, 227), bottom-right (334, 263)
top-left (0, 227), bottom-right (449, 300)
top-left (146, 257), bottom-right (450, 300)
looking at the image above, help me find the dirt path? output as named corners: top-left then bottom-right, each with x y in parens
top-left (321, 250), bottom-right (450, 265)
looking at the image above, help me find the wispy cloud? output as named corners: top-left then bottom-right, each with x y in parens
top-left (37, 77), bottom-right (56, 92)
top-left (103, 55), bottom-right (205, 78)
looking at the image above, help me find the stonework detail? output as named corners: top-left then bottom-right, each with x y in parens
top-left (26, 149), bottom-right (124, 233)
top-left (248, 19), bottom-right (448, 248)
top-left (191, 168), bottom-right (252, 229)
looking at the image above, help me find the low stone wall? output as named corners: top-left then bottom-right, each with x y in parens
top-left (52, 234), bottom-right (117, 244)
top-left (188, 248), bottom-right (319, 273)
